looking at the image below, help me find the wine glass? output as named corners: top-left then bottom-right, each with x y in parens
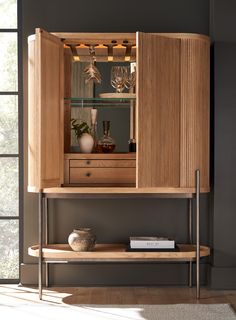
top-left (111, 66), bottom-right (129, 93)
top-left (125, 64), bottom-right (136, 91)
top-left (83, 46), bottom-right (102, 84)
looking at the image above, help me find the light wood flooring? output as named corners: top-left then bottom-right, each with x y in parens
top-left (0, 285), bottom-right (236, 311)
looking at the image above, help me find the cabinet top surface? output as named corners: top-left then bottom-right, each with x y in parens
top-left (52, 31), bottom-right (209, 41)
top-left (28, 29), bottom-right (210, 44)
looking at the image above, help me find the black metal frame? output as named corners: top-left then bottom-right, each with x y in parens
top-left (37, 169), bottom-right (201, 300)
top-left (0, 0), bottom-right (22, 284)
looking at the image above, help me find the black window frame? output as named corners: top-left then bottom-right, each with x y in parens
top-left (0, 0), bottom-right (22, 284)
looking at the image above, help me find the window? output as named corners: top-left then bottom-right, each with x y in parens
top-left (0, 0), bottom-right (19, 281)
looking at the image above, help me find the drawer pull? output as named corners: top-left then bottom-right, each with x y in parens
top-left (86, 172), bottom-right (91, 177)
top-left (86, 160), bottom-right (91, 165)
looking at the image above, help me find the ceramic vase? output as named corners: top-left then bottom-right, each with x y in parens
top-left (68, 228), bottom-right (96, 252)
top-left (79, 133), bottom-right (94, 153)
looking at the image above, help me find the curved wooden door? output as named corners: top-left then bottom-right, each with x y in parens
top-left (136, 32), bottom-right (181, 188)
top-left (180, 38), bottom-right (210, 189)
top-left (28, 29), bottom-right (64, 191)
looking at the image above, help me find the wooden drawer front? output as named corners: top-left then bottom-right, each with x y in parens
top-left (70, 168), bottom-right (136, 184)
top-left (70, 159), bottom-right (136, 168)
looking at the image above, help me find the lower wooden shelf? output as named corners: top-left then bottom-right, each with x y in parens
top-left (28, 243), bottom-right (210, 262)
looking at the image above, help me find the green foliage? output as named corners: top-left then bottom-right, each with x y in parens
top-left (0, 158), bottom-right (18, 216)
top-left (0, 0), bottom-right (17, 28)
top-left (71, 118), bottom-right (90, 139)
top-left (0, 256), bottom-right (18, 279)
top-left (0, 220), bottom-right (18, 279)
top-left (0, 33), bottom-right (17, 91)
top-left (0, 96), bottom-right (18, 153)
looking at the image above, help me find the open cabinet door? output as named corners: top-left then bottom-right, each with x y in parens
top-left (136, 32), bottom-right (181, 188)
top-left (28, 28), bottom-right (64, 192)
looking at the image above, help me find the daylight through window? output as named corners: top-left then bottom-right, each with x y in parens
top-left (0, 0), bottom-right (19, 280)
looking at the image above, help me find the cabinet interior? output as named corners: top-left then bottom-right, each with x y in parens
top-left (59, 33), bottom-right (136, 62)
top-left (60, 33), bottom-right (137, 187)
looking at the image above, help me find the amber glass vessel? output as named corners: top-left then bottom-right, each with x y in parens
top-left (97, 120), bottom-right (116, 153)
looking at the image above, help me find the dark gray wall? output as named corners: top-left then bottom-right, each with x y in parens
top-left (211, 0), bottom-right (236, 42)
top-left (208, 0), bottom-right (236, 289)
top-left (21, 0), bottom-right (212, 286)
top-left (211, 43), bottom-right (236, 288)
top-left (214, 44), bottom-right (236, 265)
top-left (22, 0), bottom-right (209, 34)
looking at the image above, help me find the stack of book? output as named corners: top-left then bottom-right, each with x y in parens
top-left (129, 236), bottom-right (175, 250)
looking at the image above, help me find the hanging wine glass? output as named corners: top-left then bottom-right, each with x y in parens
top-left (83, 45), bottom-right (102, 84)
top-left (111, 66), bottom-right (129, 93)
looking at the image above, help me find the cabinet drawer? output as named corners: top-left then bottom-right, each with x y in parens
top-left (70, 167), bottom-right (136, 185)
top-left (70, 159), bottom-right (136, 168)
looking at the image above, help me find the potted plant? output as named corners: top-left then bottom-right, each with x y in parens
top-left (71, 119), bottom-right (94, 153)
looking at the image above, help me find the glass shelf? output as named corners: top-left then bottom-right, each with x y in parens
top-left (64, 97), bottom-right (136, 108)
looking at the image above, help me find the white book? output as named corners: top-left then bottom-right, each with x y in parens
top-left (130, 237), bottom-right (171, 241)
top-left (130, 241), bottom-right (175, 249)
top-left (130, 237), bottom-right (175, 249)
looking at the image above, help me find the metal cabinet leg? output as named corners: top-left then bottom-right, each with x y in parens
top-left (196, 169), bottom-right (200, 299)
top-left (44, 197), bottom-right (49, 288)
top-left (39, 191), bottom-right (43, 300)
top-left (188, 198), bottom-right (193, 287)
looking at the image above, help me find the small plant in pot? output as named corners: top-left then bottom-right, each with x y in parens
top-left (71, 119), bottom-right (94, 153)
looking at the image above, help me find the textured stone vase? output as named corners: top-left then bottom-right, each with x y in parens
top-left (68, 228), bottom-right (96, 252)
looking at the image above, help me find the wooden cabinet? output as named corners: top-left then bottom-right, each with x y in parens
top-left (64, 153), bottom-right (136, 186)
top-left (27, 30), bottom-right (210, 299)
top-left (28, 29), bottom-right (210, 193)
top-left (137, 33), bottom-right (210, 189)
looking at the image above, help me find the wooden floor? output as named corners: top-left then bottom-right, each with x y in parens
top-left (0, 285), bottom-right (236, 311)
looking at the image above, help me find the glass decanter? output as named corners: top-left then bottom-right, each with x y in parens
top-left (97, 120), bottom-right (116, 153)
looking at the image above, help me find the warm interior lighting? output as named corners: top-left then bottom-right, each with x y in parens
top-left (76, 44), bottom-right (89, 49)
top-left (69, 45), bottom-right (80, 62)
top-left (105, 44), bottom-right (114, 62)
top-left (112, 43), bottom-right (126, 61)
top-left (95, 44), bottom-right (107, 49)
top-left (113, 44), bottom-right (126, 49)
top-left (125, 44), bottom-right (132, 62)
top-left (66, 41), bottom-right (136, 62)
top-left (73, 56), bottom-right (80, 62)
